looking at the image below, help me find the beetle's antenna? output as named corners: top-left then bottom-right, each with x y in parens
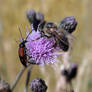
top-left (18, 26), bottom-right (24, 41)
top-left (14, 39), bottom-right (19, 45)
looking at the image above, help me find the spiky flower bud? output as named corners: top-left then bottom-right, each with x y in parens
top-left (68, 63), bottom-right (78, 80)
top-left (26, 9), bottom-right (36, 24)
top-left (61, 63), bottom-right (78, 82)
top-left (30, 78), bottom-right (47, 92)
top-left (59, 16), bottom-right (77, 33)
top-left (26, 9), bottom-right (44, 31)
top-left (36, 12), bottom-right (44, 22)
top-left (0, 80), bottom-right (11, 92)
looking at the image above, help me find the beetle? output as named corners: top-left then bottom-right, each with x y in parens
top-left (18, 27), bottom-right (30, 67)
top-left (19, 41), bottom-right (27, 67)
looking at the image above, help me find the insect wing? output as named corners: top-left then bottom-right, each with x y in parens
top-left (58, 28), bottom-right (76, 40)
top-left (51, 29), bottom-right (69, 46)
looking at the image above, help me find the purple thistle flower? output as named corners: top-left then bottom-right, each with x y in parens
top-left (26, 30), bottom-right (61, 65)
top-left (30, 78), bottom-right (47, 92)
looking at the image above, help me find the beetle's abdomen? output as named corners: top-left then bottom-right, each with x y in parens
top-left (18, 47), bottom-right (27, 67)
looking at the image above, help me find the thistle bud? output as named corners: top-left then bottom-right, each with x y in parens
top-left (68, 63), bottom-right (78, 80)
top-left (61, 63), bottom-right (78, 82)
top-left (26, 9), bottom-right (44, 31)
top-left (30, 78), bottom-right (48, 92)
top-left (26, 9), bottom-right (36, 24)
top-left (33, 12), bottom-right (44, 30)
top-left (59, 16), bottom-right (77, 33)
top-left (61, 68), bottom-right (68, 76)
top-left (36, 12), bottom-right (44, 22)
top-left (0, 80), bottom-right (11, 92)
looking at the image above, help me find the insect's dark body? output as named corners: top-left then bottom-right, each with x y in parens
top-left (56, 33), bottom-right (69, 51)
top-left (18, 40), bottom-right (27, 67)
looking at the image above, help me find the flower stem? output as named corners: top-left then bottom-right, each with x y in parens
top-left (24, 65), bottom-right (32, 92)
top-left (11, 66), bottom-right (26, 91)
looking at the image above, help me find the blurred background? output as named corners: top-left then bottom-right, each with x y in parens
top-left (0, 0), bottom-right (92, 92)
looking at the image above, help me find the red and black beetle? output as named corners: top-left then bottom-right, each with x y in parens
top-left (18, 27), bottom-right (30, 67)
top-left (19, 40), bottom-right (27, 67)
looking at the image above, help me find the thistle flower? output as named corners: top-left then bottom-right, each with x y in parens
top-left (26, 30), bottom-right (61, 65)
top-left (30, 78), bottom-right (47, 92)
top-left (59, 16), bottom-right (77, 33)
